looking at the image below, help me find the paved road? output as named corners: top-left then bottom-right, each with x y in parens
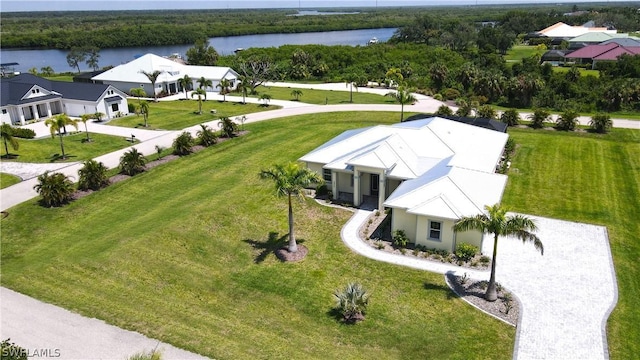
top-left (341, 209), bottom-right (617, 360)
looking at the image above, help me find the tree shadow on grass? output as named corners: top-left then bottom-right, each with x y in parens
top-left (243, 231), bottom-right (289, 264)
top-left (48, 154), bottom-right (77, 162)
top-left (0, 154), bottom-right (19, 160)
top-left (424, 275), bottom-right (458, 300)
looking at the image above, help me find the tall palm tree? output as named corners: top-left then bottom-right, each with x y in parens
top-left (216, 78), bottom-right (231, 102)
top-left (237, 75), bottom-right (250, 104)
top-left (453, 204), bottom-right (543, 301)
top-left (197, 77), bottom-right (213, 100)
top-left (178, 75), bottom-right (192, 100)
top-left (139, 70), bottom-right (163, 101)
top-left (344, 73), bottom-right (359, 103)
top-left (191, 88), bottom-right (206, 114)
top-left (45, 114), bottom-right (78, 160)
top-left (80, 114), bottom-right (92, 142)
top-left (1, 124), bottom-right (19, 157)
top-left (385, 87), bottom-right (416, 122)
top-left (139, 100), bottom-right (150, 127)
top-left (259, 162), bottom-right (323, 254)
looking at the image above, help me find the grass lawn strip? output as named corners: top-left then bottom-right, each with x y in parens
top-left (1, 112), bottom-right (514, 359)
top-left (0, 172), bottom-right (21, 188)
top-left (249, 85), bottom-right (395, 105)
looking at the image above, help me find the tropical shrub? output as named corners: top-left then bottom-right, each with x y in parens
top-left (196, 124), bottom-right (217, 147)
top-left (77, 159), bottom-right (109, 191)
top-left (1, 338), bottom-right (28, 360)
top-left (500, 108), bottom-right (520, 126)
top-left (528, 108), bottom-right (551, 129)
top-left (455, 243), bottom-right (478, 262)
top-left (556, 110), bottom-right (580, 131)
top-left (10, 128), bottom-right (36, 139)
top-left (173, 131), bottom-right (195, 156)
top-left (119, 148), bottom-right (146, 176)
top-left (33, 171), bottom-right (75, 207)
top-left (127, 350), bottom-right (162, 360)
top-left (334, 282), bottom-right (370, 323)
top-left (435, 104), bottom-right (453, 116)
top-left (392, 229), bottom-right (409, 248)
top-left (443, 88), bottom-right (461, 100)
top-left (1, 124), bottom-right (19, 157)
top-left (316, 184), bottom-right (329, 197)
top-left (477, 104), bottom-right (497, 119)
top-left (218, 117), bottom-right (238, 138)
top-left (589, 113), bottom-right (612, 134)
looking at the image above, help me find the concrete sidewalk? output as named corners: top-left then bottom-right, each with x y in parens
top-left (340, 209), bottom-right (617, 360)
top-left (0, 288), bottom-right (208, 360)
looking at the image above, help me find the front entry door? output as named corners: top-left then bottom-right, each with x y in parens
top-left (370, 174), bottom-right (379, 196)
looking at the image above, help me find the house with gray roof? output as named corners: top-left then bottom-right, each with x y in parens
top-left (1, 73), bottom-right (129, 125)
top-left (300, 117), bottom-right (509, 253)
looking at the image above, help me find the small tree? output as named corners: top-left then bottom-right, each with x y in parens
top-left (78, 159), bottom-right (109, 191)
top-left (45, 114), bottom-right (78, 160)
top-left (385, 87), bottom-right (417, 122)
top-left (191, 88), bottom-right (206, 114)
top-left (435, 105), bottom-right (453, 116)
top-left (172, 131), bottom-right (195, 156)
top-left (334, 283), bottom-right (370, 323)
top-left (139, 101), bottom-right (150, 127)
top-left (80, 114), bottom-right (92, 142)
top-left (178, 74), bottom-right (192, 99)
top-left (140, 70), bottom-right (163, 101)
top-left (259, 93), bottom-right (272, 106)
top-left (119, 148), bottom-right (146, 176)
top-left (196, 124), bottom-right (217, 147)
top-left (33, 171), bottom-right (75, 207)
top-left (216, 78), bottom-right (231, 102)
top-left (155, 145), bottom-right (165, 160)
top-left (589, 113), bottom-right (613, 134)
top-left (345, 73), bottom-right (360, 103)
top-left (218, 117), bottom-right (238, 138)
top-left (236, 115), bottom-right (248, 131)
top-left (197, 77), bottom-right (213, 100)
top-left (500, 108), bottom-right (521, 127)
top-left (477, 105), bottom-right (497, 119)
top-left (528, 108), bottom-right (551, 129)
top-left (556, 110), bottom-right (580, 131)
top-left (94, 112), bottom-right (104, 122)
top-left (291, 89), bottom-right (303, 101)
top-left (1, 124), bottom-right (19, 157)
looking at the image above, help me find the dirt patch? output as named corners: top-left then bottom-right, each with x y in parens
top-left (274, 245), bottom-right (308, 262)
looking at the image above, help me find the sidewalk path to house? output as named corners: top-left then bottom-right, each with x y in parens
top-left (341, 209), bottom-right (617, 360)
top-left (0, 287), bottom-right (209, 360)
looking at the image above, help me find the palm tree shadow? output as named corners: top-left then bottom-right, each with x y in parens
top-left (48, 154), bottom-right (76, 162)
top-left (243, 231), bottom-right (288, 263)
top-left (424, 277), bottom-right (458, 300)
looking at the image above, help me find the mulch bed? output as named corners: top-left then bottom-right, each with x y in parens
top-left (274, 245), bottom-right (308, 262)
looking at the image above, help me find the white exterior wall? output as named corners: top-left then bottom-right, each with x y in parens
top-left (391, 208), bottom-right (417, 243)
top-left (100, 80), bottom-right (153, 97)
top-left (337, 171), bottom-right (354, 193)
top-left (63, 100), bottom-right (99, 117)
top-left (415, 216), bottom-right (456, 252)
top-left (455, 230), bottom-right (484, 254)
top-left (1, 108), bottom-right (12, 125)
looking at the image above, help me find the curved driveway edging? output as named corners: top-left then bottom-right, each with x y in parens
top-left (339, 209), bottom-right (618, 360)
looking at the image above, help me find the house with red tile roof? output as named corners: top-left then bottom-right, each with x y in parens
top-left (565, 43), bottom-right (640, 68)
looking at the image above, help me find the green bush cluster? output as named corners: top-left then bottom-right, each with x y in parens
top-left (455, 243), bottom-right (478, 262)
top-left (10, 128), bottom-right (36, 139)
top-left (392, 229), bottom-right (409, 248)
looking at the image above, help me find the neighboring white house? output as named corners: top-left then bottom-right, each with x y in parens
top-left (91, 53), bottom-right (239, 97)
top-left (536, 22), bottom-right (616, 39)
top-left (299, 116), bottom-right (509, 253)
top-left (0, 73), bottom-right (129, 126)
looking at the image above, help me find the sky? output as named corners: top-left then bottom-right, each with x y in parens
top-left (1, 0), bottom-right (636, 12)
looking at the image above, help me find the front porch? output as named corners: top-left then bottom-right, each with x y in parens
top-left (10, 99), bottom-right (64, 125)
top-left (329, 169), bottom-right (402, 210)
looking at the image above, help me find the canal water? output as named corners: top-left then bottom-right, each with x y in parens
top-left (0, 28), bottom-right (396, 73)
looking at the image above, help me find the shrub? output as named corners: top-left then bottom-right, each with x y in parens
top-left (556, 110), bottom-right (580, 131)
top-left (435, 104), bottom-right (453, 116)
top-left (392, 229), bottom-right (409, 248)
top-left (375, 241), bottom-right (385, 250)
top-left (127, 350), bottom-right (162, 360)
top-left (455, 243), bottom-right (478, 262)
top-left (432, 93), bottom-right (443, 101)
top-left (78, 159), bottom-right (109, 191)
top-left (502, 292), bottom-right (514, 314)
top-left (334, 282), bottom-right (370, 323)
top-left (589, 113), bottom-right (612, 134)
top-left (443, 88), bottom-right (461, 100)
top-left (480, 255), bottom-right (491, 265)
top-left (196, 124), bottom-right (218, 147)
top-left (528, 108), bottom-right (551, 129)
top-left (10, 128), bottom-right (36, 139)
top-left (173, 131), bottom-right (195, 156)
top-left (1, 338), bottom-right (27, 360)
top-left (477, 105), bottom-right (497, 119)
top-left (119, 148), bottom-right (146, 176)
top-left (33, 171), bottom-right (74, 207)
top-left (500, 108), bottom-right (521, 127)
top-left (316, 184), bottom-right (329, 197)
top-left (218, 116), bottom-right (239, 138)
top-left (504, 137), bottom-right (516, 156)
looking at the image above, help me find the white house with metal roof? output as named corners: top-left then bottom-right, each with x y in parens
top-left (300, 117), bottom-right (509, 252)
top-left (91, 53), bottom-right (239, 97)
top-left (1, 73), bottom-right (129, 126)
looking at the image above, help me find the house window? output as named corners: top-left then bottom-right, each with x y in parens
top-left (323, 169), bottom-right (332, 182)
top-left (428, 221), bottom-right (442, 241)
top-left (111, 103), bottom-right (119, 112)
top-left (2, 109), bottom-right (7, 114)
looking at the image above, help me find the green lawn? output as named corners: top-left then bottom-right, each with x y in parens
top-left (250, 85), bottom-right (395, 105)
top-left (44, 75), bottom-right (74, 82)
top-left (0, 172), bottom-right (21, 188)
top-left (108, 100), bottom-right (280, 130)
top-left (505, 45), bottom-right (544, 62)
top-left (502, 127), bottom-right (640, 359)
top-left (0, 132), bottom-right (134, 163)
top-left (551, 66), bottom-right (600, 78)
top-left (1, 112), bottom-right (515, 359)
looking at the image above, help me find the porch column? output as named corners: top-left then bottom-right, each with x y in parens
top-left (46, 103), bottom-right (52, 118)
top-left (19, 108), bottom-right (26, 125)
top-left (32, 105), bottom-right (40, 120)
top-left (331, 171), bottom-right (338, 200)
top-left (353, 170), bottom-right (361, 206)
top-left (378, 173), bottom-right (386, 210)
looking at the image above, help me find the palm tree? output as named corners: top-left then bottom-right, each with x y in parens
top-left (33, 171), bottom-right (75, 207)
top-left (139, 101), bottom-right (150, 127)
top-left (344, 73), bottom-right (359, 103)
top-left (80, 114), bottom-right (92, 142)
top-left (78, 159), bottom-right (109, 191)
top-left (589, 113), bottom-right (613, 134)
top-left (119, 148), bottom-right (146, 176)
top-left (191, 88), bottom-right (206, 114)
top-left (130, 87), bottom-right (146, 103)
top-left (259, 162), bottom-right (323, 254)
top-left (236, 75), bottom-right (250, 105)
top-left (1, 124), bottom-right (19, 157)
top-left (139, 70), bottom-right (163, 101)
top-left (477, 105), bottom-right (497, 120)
top-left (172, 131), bottom-right (195, 156)
top-left (500, 109), bottom-right (521, 127)
top-left (218, 117), bottom-right (238, 138)
top-left (197, 77), bottom-right (213, 100)
top-left (216, 78), bottom-right (231, 102)
top-left (259, 93), bottom-right (272, 106)
top-left (45, 114), bottom-right (78, 160)
top-left (556, 110), bottom-right (580, 131)
top-left (453, 204), bottom-right (543, 301)
top-left (291, 89), bottom-right (303, 101)
top-left (93, 112), bottom-right (104, 122)
top-left (196, 124), bottom-right (217, 147)
top-left (527, 108), bottom-right (551, 129)
top-left (178, 75), bottom-right (192, 100)
top-left (385, 87), bottom-right (416, 122)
